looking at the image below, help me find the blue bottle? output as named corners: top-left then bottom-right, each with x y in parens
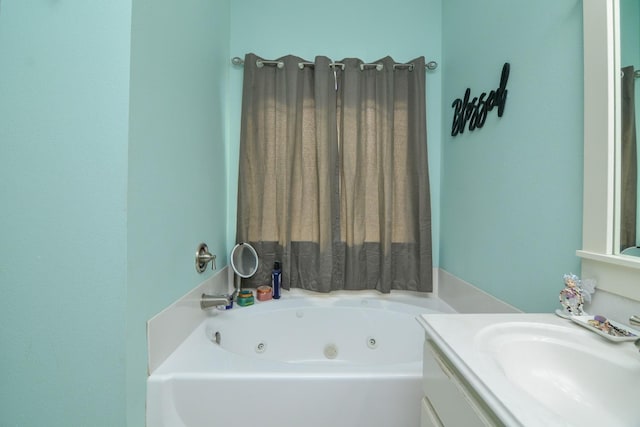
top-left (272, 261), bottom-right (281, 299)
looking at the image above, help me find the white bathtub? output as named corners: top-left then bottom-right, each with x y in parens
top-left (146, 290), bottom-right (455, 427)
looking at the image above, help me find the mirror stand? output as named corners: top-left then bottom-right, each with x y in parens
top-left (230, 242), bottom-right (259, 297)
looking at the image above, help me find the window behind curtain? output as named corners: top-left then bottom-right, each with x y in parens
top-left (237, 53), bottom-right (432, 293)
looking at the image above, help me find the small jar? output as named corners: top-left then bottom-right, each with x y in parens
top-left (237, 289), bottom-right (254, 307)
top-left (256, 285), bottom-right (272, 301)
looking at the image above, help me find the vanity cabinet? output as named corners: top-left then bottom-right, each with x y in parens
top-left (421, 340), bottom-right (503, 427)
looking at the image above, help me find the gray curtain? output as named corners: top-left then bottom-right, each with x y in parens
top-left (237, 53), bottom-right (432, 293)
top-left (621, 65), bottom-right (637, 251)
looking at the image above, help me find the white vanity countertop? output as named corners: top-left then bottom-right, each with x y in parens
top-left (417, 313), bottom-right (640, 427)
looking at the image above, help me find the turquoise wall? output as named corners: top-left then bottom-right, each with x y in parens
top-left (0, 2), bottom-right (131, 426)
top-left (440, 0), bottom-right (584, 311)
top-left (127, 0), bottom-right (229, 425)
top-left (620, 0), bottom-right (640, 69)
top-left (227, 0), bottom-right (443, 265)
top-left (0, 0), bottom-right (230, 426)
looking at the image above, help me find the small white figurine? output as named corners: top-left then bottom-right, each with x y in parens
top-left (559, 273), bottom-right (596, 316)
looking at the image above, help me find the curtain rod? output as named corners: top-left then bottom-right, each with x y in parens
top-left (231, 56), bottom-right (438, 71)
top-left (621, 69), bottom-right (640, 79)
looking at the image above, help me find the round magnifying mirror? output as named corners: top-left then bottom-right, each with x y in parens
top-left (230, 242), bottom-right (259, 278)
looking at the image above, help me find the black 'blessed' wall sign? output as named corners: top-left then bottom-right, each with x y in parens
top-left (451, 63), bottom-right (510, 137)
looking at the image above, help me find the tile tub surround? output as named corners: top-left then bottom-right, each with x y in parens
top-left (437, 269), bottom-right (521, 314)
top-left (147, 267), bottom-right (523, 374)
top-left (147, 267), bottom-right (448, 374)
top-left (147, 267), bottom-right (640, 375)
top-left (147, 266), bottom-right (231, 374)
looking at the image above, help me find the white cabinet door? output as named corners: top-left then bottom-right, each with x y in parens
top-left (422, 341), bottom-right (502, 426)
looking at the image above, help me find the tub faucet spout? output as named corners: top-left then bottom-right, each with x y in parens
top-left (631, 316), bottom-right (640, 354)
top-left (201, 293), bottom-right (232, 310)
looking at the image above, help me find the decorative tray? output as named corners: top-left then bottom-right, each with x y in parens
top-left (570, 315), bottom-right (640, 342)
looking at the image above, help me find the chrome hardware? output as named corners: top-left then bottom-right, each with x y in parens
top-left (195, 243), bottom-right (216, 273)
top-left (231, 56), bottom-right (438, 71)
top-left (201, 293), bottom-right (231, 309)
top-left (256, 59), bottom-right (284, 69)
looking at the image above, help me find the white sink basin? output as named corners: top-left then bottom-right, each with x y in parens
top-left (475, 322), bottom-right (640, 426)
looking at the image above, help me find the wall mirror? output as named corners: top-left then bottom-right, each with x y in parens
top-left (618, 0), bottom-right (640, 256)
top-left (580, 0), bottom-right (640, 302)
